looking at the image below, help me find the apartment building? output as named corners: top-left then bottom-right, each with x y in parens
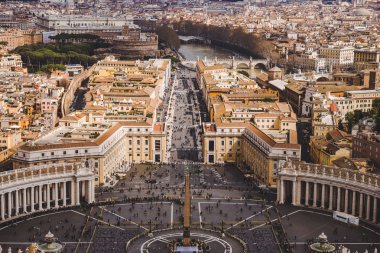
top-left (0, 54), bottom-right (23, 70)
top-left (354, 48), bottom-right (380, 71)
top-left (0, 28), bottom-right (42, 51)
top-left (36, 14), bottom-right (134, 35)
top-left (319, 46), bottom-right (355, 70)
top-left (203, 122), bottom-right (300, 187)
top-left (352, 131), bottom-right (380, 168)
top-left (332, 89), bottom-right (380, 118)
top-left (13, 120), bottom-right (167, 186)
top-left (0, 131), bottom-right (22, 163)
top-left (198, 58), bottom-right (300, 186)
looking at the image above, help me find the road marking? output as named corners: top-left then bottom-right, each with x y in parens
top-left (0, 242), bottom-right (93, 244)
top-left (249, 210), bottom-right (301, 231)
top-left (100, 207), bottom-right (148, 231)
top-left (226, 206), bottom-right (273, 231)
top-left (0, 210), bottom-right (73, 231)
top-left (171, 203), bottom-right (174, 229)
top-left (289, 242), bottom-right (380, 245)
top-left (198, 202), bottom-right (203, 229)
top-left (71, 210), bottom-right (125, 231)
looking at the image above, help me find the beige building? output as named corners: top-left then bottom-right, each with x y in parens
top-left (0, 29), bottom-right (42, 51)
top-left (203, 122), bottom-right (300, 187)
top-left (354, 48), bottom-right (380, 71)
top-left (319, 46), bottom-right (355, 70)
top-left (13, 120), bottom-right (167, 186)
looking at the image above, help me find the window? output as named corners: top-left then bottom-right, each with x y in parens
top-left (129, 140), bottom-right (132, 145)
top-left (137, 140), bottom-right (140, 145)
top-left (208, 154), bottom-right (214, 163)
top-left (42, 153), bottom-right (45, 157)
top-left (221, 140), bottom-right (225, 146)
top-left (51, 152), bottom-right (54, 155)
top-left (155, 140), bottom-right (161, 151)
top-left (145, 140), bottom-right (149, 145)
top-left (63, 151), bottom-right (66, 155)
top-left (208, 140), bottom-right (215, 152)
top-left (75, 150), bottom-right (79, 154)
top-left (85, 150), bottom-right (88, 153)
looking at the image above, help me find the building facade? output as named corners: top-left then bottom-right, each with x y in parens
top-left (13, 122), bottom-right (167, 186)
top-left (277, 160), bottom-right (379, 225)
top-left (0, 162), bottom-right (95, 222)
top-left (203, 122), bottom-right (301, 187)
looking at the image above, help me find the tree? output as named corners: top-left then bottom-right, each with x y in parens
top-left (156, 25), bottom-right (181, 51)
top-left (345, 112), bottom-right (355, 133)
top-left (39, 64), bottom-right (66, 74)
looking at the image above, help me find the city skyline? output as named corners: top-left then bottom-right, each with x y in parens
top-left (0, 0), bottom-right (379, 252)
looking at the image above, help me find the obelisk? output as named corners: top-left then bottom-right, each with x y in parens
top-left (183, 173), bottom-right (191, 246)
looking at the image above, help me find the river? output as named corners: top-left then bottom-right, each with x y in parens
top-left (178, 42), bottom-right (263, 77)
top-left (178, 43), bottom-right (246, 61)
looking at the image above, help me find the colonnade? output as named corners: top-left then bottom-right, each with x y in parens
top-left (0, 163), bottom-right (95, 222)
top-left (277, 160), bottom-right (380, 225)
top-left (278, 179), bottom-right (379, 224)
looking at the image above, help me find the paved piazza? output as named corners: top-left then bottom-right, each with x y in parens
top-left (1, 163), bottom-right (379, 253)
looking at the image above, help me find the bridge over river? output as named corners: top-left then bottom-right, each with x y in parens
top-left (181, 56), bottom-right (268, 78)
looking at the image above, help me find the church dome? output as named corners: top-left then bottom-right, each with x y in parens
top-left (353, 8), bottom-right (372, 16)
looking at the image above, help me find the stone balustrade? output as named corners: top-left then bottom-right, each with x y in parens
top-left (277, 160), bottom-right (380, 225)
top-left (0, 163), bottom-right (95, 222)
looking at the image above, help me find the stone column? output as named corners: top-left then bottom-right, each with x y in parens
top-left (71, 181), bottom-right (75, 206)
top-left (277, 178), bottom-right (281, 202)
top-left (344, 189), bottom-right (349, 213)
top-left (63, 182), bottom-right (67, 206)
top-left (296, 180), bottom-right (302, 205)
top-left (321, 184), bottom-right (326, 209)
top-left (76, 181), bottom-right (80, 205)
top-left (352, 191), bottom-right (356, 216)
top-left (23, 188), bottom-right (27, 213)
top-left (359, 193), bottom-right (364, 218)
top-left (292, 180), bottom-right (296, 205)
top-left (305, 182), bottom-right (310, 206)
top-left (8, 191), bottom-right (12, 218)
top-left (31, 186), bottom-right (35, 212)
top-left (81, 181), bottom-right (85, 198)
top-left (366, 195), bottom-right (371, 220)
top-left (15, 189), bottom-right (19, 215)
top-left (329, 185), bottom-right (333, 210)
top-left (38, 185), bottom-right (43, 210)
top-left (1, 194), bottom-right (5, 220)
top-left (313, 183), bottom-right (317, 207)
top-left (54, 183), bottom-right (59, 208)
top-left (337, 187), bottom-right (341, 211)
top-left (373, 198), bottom-right (377, 224)
top-left (46, 184), bottom-right (50, 209)
top-left (87, 180), bottom-right (92, 203)
top-left (91, 180), bottom-right (95, 203)
top-left (280, 180), bottom-right (285, 204)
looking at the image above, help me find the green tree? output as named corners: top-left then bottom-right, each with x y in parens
top-left (156, 25), bottom-right (181, 51)
top-left (345, 111), bottom-right (356, 133)
top-left (39, 64), bottom-right (66, 74)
